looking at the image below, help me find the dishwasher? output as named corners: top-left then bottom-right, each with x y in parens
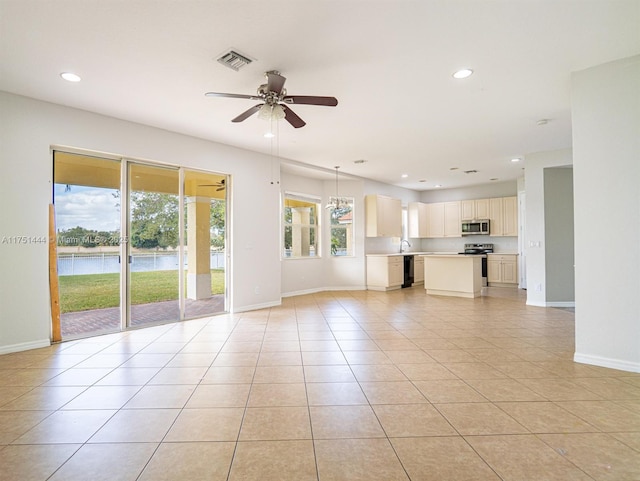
top-left (402, 255), bottom-right (414, 288)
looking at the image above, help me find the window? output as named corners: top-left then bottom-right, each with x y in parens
top-left (328, 197), bottom-right (354, 256)
top-left (283, 193), bottom-right (320, 258)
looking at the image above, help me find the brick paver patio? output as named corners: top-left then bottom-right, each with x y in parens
top-left (60, 295), bottom-right (225, 338)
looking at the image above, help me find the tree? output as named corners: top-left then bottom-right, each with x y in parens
top-left (209, 199), bottom-right (226, 250)
top-left (130, 192), bottom-right (179, 249)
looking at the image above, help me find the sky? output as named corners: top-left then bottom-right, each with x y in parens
top-left (54, 184), bottom-right (120, 232)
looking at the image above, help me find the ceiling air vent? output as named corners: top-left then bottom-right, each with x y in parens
top-left (216, 50), bottom-right (254, 71)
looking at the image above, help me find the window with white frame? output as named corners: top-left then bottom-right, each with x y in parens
top-left (328, 197), bottom-right (354, 256)
top-left (283, 193), bottom-right (320, 258)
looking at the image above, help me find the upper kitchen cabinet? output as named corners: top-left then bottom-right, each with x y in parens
top-left (444, 202), bottom-right (461, 237)
top-left (489, 196), bottom-right (518, 236)
top-left (427, 202), bottom-right (444, 238)
top-left (427, 201), bottom-right (461, 238)
top-left (365, 194), bottom-right (402, 237)
top-left (461, 198), bottom-right (490, 220)
top-left (408, 202), bottom-right (429, 238)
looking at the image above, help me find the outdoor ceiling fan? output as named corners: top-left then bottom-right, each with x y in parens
top-left (198, 179), bottom-right (225, 191)
top-left (205, 70), bottom-right (338, 128)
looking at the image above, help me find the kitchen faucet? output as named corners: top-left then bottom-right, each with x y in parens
top-left (400, 239), bottom-right (411, 253)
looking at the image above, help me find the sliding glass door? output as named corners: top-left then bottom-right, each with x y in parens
top-left (183, 170), bottom-right (227, 319)
top-left (53, 151), bottom-right (227, 340)
top-left (128, 163), bottom-right (181, 328)
top-left (53, 152), bottom-right (123, 338)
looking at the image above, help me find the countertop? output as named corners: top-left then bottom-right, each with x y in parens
top-left (421, 254), bottom-right (485, 258)
top-left (366, 252), bottom-right (458, 257)
top-left (366, 252), bottom-right (519, 257)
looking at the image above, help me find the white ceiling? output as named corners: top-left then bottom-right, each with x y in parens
top-left (1, 1), bottom-right (639, 189)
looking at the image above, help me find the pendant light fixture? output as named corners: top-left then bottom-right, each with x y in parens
top-left (326, 166), bottom-right (348, 212)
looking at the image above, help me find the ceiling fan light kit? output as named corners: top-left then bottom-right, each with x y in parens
top-left (258, 103), bottom-right (286, 121)
top-left (205, 70), bottom-right (338, 128)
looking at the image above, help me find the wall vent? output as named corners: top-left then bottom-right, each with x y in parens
top-left (216, 50), bottom-right (254, 71)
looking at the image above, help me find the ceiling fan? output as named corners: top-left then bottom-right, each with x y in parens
top-left (205, 70), bottom-right (338, 128)
top-left (198, 179), bottom-right (226, 191)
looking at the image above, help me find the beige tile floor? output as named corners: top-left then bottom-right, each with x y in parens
top-left (1, 287), bottom-right (640, 480)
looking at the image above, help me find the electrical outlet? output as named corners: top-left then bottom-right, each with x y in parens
top-left (254, 286), bottom-right (260, 294)
top-left (536, 283), bottom-right (542, 292)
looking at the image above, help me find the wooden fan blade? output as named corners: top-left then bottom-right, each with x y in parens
top-left (266, 71), bottom-right (286, 95)
top-left (282, 105), bottom-right (306, 128)
top-left (282, 95), bottom-right (338, 106)
top-left (232, 104), bottom-right (263, 122)
top-left (205, 92), bottom-right (262, 101)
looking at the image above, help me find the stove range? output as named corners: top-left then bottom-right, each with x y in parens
top-left (460, 243), bottom-right (494, 255)
top-left (459, 244), bottom-right (493, 286)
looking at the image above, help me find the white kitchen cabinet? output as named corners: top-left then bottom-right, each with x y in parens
top-left (413, 255), bottom-right (424, 284)
top-left (444, 201), bottom-right (461, 237)
top-left (365, 195), bottom-right (402, 237)
top-left (426, 201), bottom-right (461, 238)
top-left (366, 255), bottom-right (404, 291)
top-left (487, 254), bottom-right (518, 287)
top-left (461, 199), bottom-right (490, 220)
top-left (502, 196), bottom-right (518, 236)
top-left (475, 198), bottom-right (490, 219)
top-left (489, 196), bottom-right (518, 237)
top-left (408, 202), bottom-right (429, 238)
top-left (427, 203), bottom-right (444, 238)
top-left (461, 200), bottom-right (475, 220)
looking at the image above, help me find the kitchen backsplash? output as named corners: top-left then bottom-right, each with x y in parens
top-left (418, 235), bottom-right (518, 253)
top-left (365, 235), bottom-right (518, 254)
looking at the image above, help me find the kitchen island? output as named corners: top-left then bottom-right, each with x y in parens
top-left (421, 254), bottom-right (484, 298)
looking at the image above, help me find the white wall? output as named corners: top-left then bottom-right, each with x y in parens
top-left (279, 172), bottom-right (367, 296)
top-left (0, 92), bottom-right (282, 353)
top-left (572, 55), bottom-right (640, 372)
top-left (523, 148), bottom-right (573, 307)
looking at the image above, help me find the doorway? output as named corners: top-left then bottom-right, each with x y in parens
top-left (52, 151), bottom-right (228, 339)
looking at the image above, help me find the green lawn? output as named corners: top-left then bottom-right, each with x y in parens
top-left (59, 269), bottom-right (225, 313)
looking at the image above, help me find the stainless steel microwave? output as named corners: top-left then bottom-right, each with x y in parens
top-left (461, 220), bottom-right (490, 236)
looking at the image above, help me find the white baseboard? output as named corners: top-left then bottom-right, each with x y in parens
top-left (525, 300), bottom-right (547, 307)
top-left (282, 286), bottom-right (367, 298)
top-left (526, 300), bottom-right (575, 308)
top-left (574, 352), bottom-right (640, 373)
top-left (0, 339), bottom-right (51, 355)
top-left (282, 287), bottom-right (324, 298)
top-left (546, 301), bottom-right (575, 308)
top-left (232, 300), bottom-right (281, 313)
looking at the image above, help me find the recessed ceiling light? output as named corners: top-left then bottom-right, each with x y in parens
top-left (511, 158), bottom-right (521, 163)
top-left (435, 184), bottom-right (442, 188)
top-left (401, 174), bottom-right (408, 178)
top-left (419, 179), bottom-right (427, 183)
top-left (449, 167), bottom-right (459, 171)
top-left (452, 68), bottom-right (473, 79)
top-left (60, 72), bottom-right (81, 82)
top-left (264, 132), bottom-right (275, 138)
top-left (490, 178), bottom-right (499, 181)
top-left (353, 159), bottom-right (367, 164)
